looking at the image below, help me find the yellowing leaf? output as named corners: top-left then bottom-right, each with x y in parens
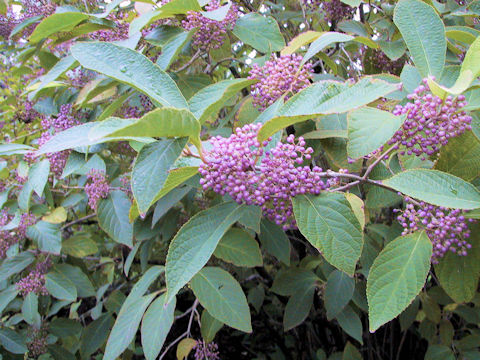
top-left (176, 338), bottom-right (197, 360)
top-left (42, 207), bottom-right (67, 224)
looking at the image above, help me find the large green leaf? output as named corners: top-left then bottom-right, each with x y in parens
top-left (232, 13), bottom-right (285, 53)
top-left (80, 313), bottom-right (115, 359)
top-left (200, 310), bottom-right (223, 343)
top-left (104, 293), bottom-right (157, 360)
top-left (214, 228), bottom-right (263, 267)
top-left (18, 159), bottom-right (50, 210)
top-left (141, 294), bottom-right (176, 360)
top-left (31, 55), bottom-right (78, 97)
top-left (188, 79), bottom-right (255, 124)
top-left (382, 169), bottom-right (480, 209)
top-left (336, 305), bottom-right (364, 344)
top-left (324, 270), bottom-right (355, 320)
top-left (26, 221), bottom-right (62, 255)
top-left (367, 231), bottom-right (432, 332)
top-left (22, 293), bottom-right (40, 326)
top-left (303, 32), bottom-right (354, 64)
top-left (429, 36), bottom-right (480, 95)
top-left (93, 108), bottom-right (201, 150)
top-left (71, 42), bottom-right (187, 108)
top-left (258, 219), bottom-right (291, 265)
top-left (0, 328), bottom-right (27, 354)
top-left (190, 267), bottom-right (252, 333)
top-left (257, 79), bottom-right (398, 142)
top-left (55, 264), bottom-right (95, 298)
top-left (0, 252), bottom-right (35, 282)
top-left (434, 131), bottom-right (480, 181)
top-left (393, 0), bottom-right (446, 78)
top-left (45, 270), bottom-right (77, 302)
top-left (132, 138), bottom-right (187, 214)
top-left (283, 285), bottom-right (315, 331)
top-left (347, 107), bottom-right (404, 159)
top-left (97, 190), bottom-right (134, 247)
top-left (29, 12), bottom-right (90, 43)
top-left (0, 286), bottom-right (19, 315)
top-left (165, 202), bottom-right (248, 303)
top-left (157, 30), bottom-right (194, 70)
top-left (292, 193), bottom-right (363, 275)
top-left (435, 224), bottom-right (480, 303)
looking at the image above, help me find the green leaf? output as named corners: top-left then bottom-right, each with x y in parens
top-left (425, 345), bottom-right (455, 360)
top-left (94, 108), bottom-right (201, 150)
top-left (257, 79), bottom-right (398, 142)
top-left (166, 202), bottom-right (248, 303)
top-left (62, 234), bottom-right (99, 258)
top-left (382, 169), bottom-right (480, 209)
top-left (0, 143), bottom-right (34, 156)
top-left (258, 218), bottom-right (291, 265)
top-left (336, 305), bottom-right (364, 345)
top-left (132, 138), bottom-right (187, 214)
top-left (104, 293), bottom-right (157, 360)
top-left (0, 252), bottom-right (35, 282)
top-left (303, 32), bottom-right (354, 64)
top-left (71, 42), bottom-right (187, 108)
top-left (22, 293), bottom-right (40, 326)
top-left (124, 266), bottom-right (164, 309)
top-left (377, 39), bottom-right (406, 61)
top-left (30, 55), bottom-right (77, 97)
top-left (97, 190), bottom-right (134, 247)
top-left (434, 131), bottom-right (480, 181)
top-left (214, 228), bottom-right (263, 267)
top-left (393, 0), bottom-right (446, 78)
top-left (189, 79), bottom-right (255, 124)
top-left (201, 309), bottom-right (223, 343)
top-left (190, 267), bottom-right (252, 333)
top-left (29, 12), bottom-right (90, 43)
top-left (0, 286), bottom-right (19, 315)
top-left (49, 318), bottom-right (82, 338)
top-left (367, 231), bottom-right (432, 332)
top-left (18, 159), bottom-right (50, 210)
top-left (45, 270), bottom-right (78, 302)
top-left (26, 221), bottom-right (62, 254)
top-left (342, 342), bottom-right (362, 360)
top-left (232, 13), bottom-right (285, 53)
top-left (55, 264), bottom-right (95, 298)
top-left (80, 313), bottom-right (115, 359)
top-left (157, 30), bottom-right (194, 70)
top-left (0, 328), bottom-right (27, 354)
top-left (325, 270), bottom-right (355, 320)
top-left (430, 36), bottom-right (480, 95)
top-left (292, 193), bottom-right (363, 275)
top-left (141, 294), bottom-right (176, 360)
top-left (283, 285), bottom-right (315, 331)
top-left (435, 223), bottom-right (480, 303)
top-left (271, 267), bottom-right (319, 296)
top-left (347, 107), bottom-right (404, 159)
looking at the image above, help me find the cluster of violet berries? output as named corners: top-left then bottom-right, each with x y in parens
top-left (322, 0), bottom-right (356, 23)
top-left (388, 79), bottom-right (472, 159)
top-left (85, 170), bottom-right (110, 210)
top-left (182, 0), bottom-right (239, 52)
top-left (28, 104), bottom-right (80, 178)
top-left (248, 54), bottom-right (313, 111)
top-left (199, 124), bottom-right (334, 229)
top-left (89, 12), bottom-right (130, 42)
top-left (16, 258), bottom-right (51, 296)
top-left (0, 209), bottom-right (36, 258)
top-left (394, 198), bottom-right (475, 262)
top-left (27, 325), bottom-right (49, 358)
top-left (193, 340), bottom-right (220, 360)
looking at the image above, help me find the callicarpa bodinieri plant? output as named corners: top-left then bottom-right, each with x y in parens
top-left (2, 0), bottom-right (480, 359)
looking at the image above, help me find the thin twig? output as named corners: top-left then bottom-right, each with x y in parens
top-left (175, 50), bottom-right (201, 73)
top-left (158, 331), bottom-right (189, 360)
top-left (61, 213), bottom-right (96, 230)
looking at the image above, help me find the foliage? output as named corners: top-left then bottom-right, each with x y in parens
top-left (1, 0), bottom-right (480, 359)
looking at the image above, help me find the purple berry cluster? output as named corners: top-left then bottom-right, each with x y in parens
top-left (193, 340), bottom-right (220, 360)
top-left (16, 259), bottom-right (51, 296)
top-left (199, 124), bottom-right (332, 228)
top-left (388, 79), bottom-right (472, 159)
top-left (0, 9), bottom-right (18, 39)
top-left (27, 324), bottom-right (48, 358)
top-left (0, 209), bottom-right (36, 258)
top-left (367, 50), bottom-right (406, 75)
top-left (13, 100), bottom-right (43, 124)
top-left (322, 0), bottom-right (356, 23)
top-left (89, 12), bottom-right (130, 42)
top-left (182, 0), bottom-right (239, 52)
top-left (85, 170), bottom-right (110, 210)
top-left (67, 68), bottom-right (95, 88)
top-left (395, 198), bottom-right (475, 262)
top-left (248, 54), bottom-right (313, 111)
